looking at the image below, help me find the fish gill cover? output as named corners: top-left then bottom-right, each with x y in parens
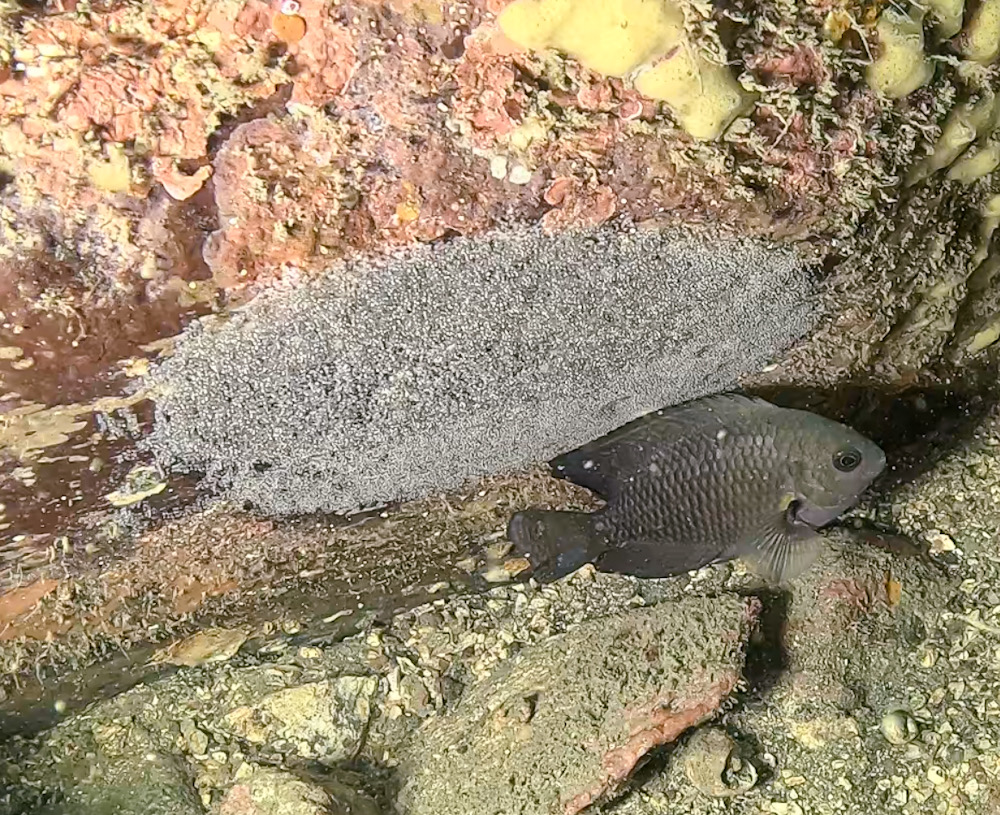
top-left (145, 225), bottom-right (817, 516)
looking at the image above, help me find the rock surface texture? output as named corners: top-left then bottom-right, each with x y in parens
top-left (3, 0), bottom-right (1000, 813)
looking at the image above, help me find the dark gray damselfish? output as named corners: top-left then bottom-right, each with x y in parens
top-left (507, 393), bottom-right (886, 583)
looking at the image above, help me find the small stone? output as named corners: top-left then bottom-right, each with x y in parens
top-left (682, 727), bottom-right (758, 798)
top-left (189, 729), bottom-right (210, 755)
top-left (503, 557), bottom-right (531, 578)
top-left (482, 565), bottom-right (513, 583)
top-left (400, 674), bottom-right (432, 716)
top-left (489, 155), bottom-right (508, 180)
top-left (881, 710), bottom-right (919, 745)
top-left (927, 765), bottom-right (947, 785)
top-left (507, 165), bottom-right (532, 185)
top-left (926, 530), bottom-right (956, 553)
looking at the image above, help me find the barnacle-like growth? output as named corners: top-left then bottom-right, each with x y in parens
top-left (866, 7), bottom-right (934, 98)
top-left (497, 0), bottom-right (750, 140)
top-left (906, 93), bottom-right (1000, 185)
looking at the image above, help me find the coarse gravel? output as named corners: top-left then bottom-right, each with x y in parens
top-left (146, 225), bottom-right (818, 515)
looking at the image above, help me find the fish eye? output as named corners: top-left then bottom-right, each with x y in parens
top-left (833, 447), bottom-right (862, 472)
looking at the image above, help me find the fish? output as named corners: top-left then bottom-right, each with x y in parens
top-left (507, 393), bottom-right (886, 584)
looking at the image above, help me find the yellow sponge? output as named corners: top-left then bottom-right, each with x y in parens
top-left (634, 45), bottom-right (751, 140)
top-left (498, 0), bottom-right (684, 77)
top-left (498, 0), bottom-right (749, 140)
top-left (88, 143), bottom-right (131, 193)
top-left (958, 0), bottom-right (1000, 63)
top-left (946, 143), bottom-right (1000, 183)
top-left (926, 0), bottom-right (965, 39)
top-left (866, 8), bottom-right (934, 98)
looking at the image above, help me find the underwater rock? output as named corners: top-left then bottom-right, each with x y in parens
top-left (394, 594), bottom-right (760, 815)
top-left (222, 676), bottom-right (377, 762)
top-left (33, 744), bottom-right (202, 815)
top-left (681, 727), bottom-right (758, 798)
top-left (217, 764), bottom-right (381, 815)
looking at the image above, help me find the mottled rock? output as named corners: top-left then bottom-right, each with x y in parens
top-left (217, 764), bottom-right (380, 815)
top-left (682, 727), bottom-right (758, 798)
top-left (394, 595), bottom-right (759, 815)
top-left (37, 751), bottom-right (201, 815)
top-left (223, 677), bottom-right (377, 761)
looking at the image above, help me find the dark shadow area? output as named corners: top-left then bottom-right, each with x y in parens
top-left (600, 587), bottom-right (788, 806)
top-left (737, 588), bottom-right (791, 701)
top-left (0, 646), bottom-right (176, 740)
top-left (205, 85), bottom-right (295, 157)
top-left (748, 366), bottom-right (1000, 494)
top-left (0, 787), bottom-right (60, 815)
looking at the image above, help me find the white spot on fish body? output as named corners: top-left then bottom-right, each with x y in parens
top-left (583, 459), bottom-right (595, 470)
top-left (716, 429), bottom-right (728, 441)
top-left (649, 462), bottom-right (662, 476)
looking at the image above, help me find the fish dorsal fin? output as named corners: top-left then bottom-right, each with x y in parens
top-left (738, 513), bottom-right (825, 583)
top-left (551, 392), bottom-right (778, 498)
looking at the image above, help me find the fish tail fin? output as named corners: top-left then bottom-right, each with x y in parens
top-left (507, 509), bottom-right (605, 581)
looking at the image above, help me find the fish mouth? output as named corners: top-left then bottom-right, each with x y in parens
top-left (789, 497), bottom-right (852, 529)
top-left (870, 445), bottom-right (888, 478)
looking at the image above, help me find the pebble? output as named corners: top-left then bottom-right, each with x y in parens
top-left (881, 709), bottom-right (919, 745)
top-left (489, 156), bottom-right (508, 180)
top-left (682, 728), bottom-right (758, 798)
top-left (189, 729), bottom-right (209, 756)
top-left (926, 765), bottom-right (947, 785)
top-left (768, 802), bottom-right (804, 815)
top-left (508, 165), bottom-right (532, 185)
top-left (926, 530), bottom-right (957, 553)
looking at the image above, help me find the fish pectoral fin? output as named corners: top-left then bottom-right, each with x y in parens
top-left (739, 522), bottom-right (825, 584)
